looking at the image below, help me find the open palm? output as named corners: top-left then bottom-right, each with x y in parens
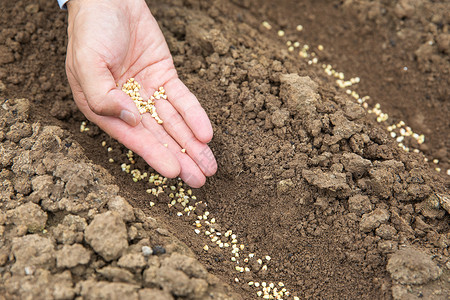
top-left (65, 0), bottom-right (217, 188)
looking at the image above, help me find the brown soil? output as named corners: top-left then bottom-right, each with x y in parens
top-left (1, 0), bottom-right (449, 300)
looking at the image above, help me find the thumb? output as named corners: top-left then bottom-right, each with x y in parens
top-left (74, 52), bottom-right (141, 126)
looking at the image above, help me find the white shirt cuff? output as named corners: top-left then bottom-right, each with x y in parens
top-left (57, 0), bottom-right (70, 10)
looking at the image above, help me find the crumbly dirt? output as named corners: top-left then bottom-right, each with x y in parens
top-left (0, 0), bottom-right (449, 300)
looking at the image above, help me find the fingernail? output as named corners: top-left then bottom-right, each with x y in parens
top-left (120, 110), bottom-right (139, 126)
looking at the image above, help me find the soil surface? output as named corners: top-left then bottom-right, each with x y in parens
top-left (1, 0), bottom-right (449, 300)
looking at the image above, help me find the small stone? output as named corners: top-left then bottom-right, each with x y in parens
top-left (142, 246), bottom-right (153, 256)
top-left (152, 246), bottom-right (166, 255)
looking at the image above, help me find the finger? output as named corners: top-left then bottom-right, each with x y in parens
top-left (138, 71), bottom-right (214, 143)
top-left (140, 114), bottom-right (207, 188)
top-left (155, 99), bottom-right (217, 177)
top-left (164, 77), bottom-right (214, 143)
top-left (76, 100), bottom-right (181, 178)
top-left (72, 49), bottom-right (141, 127)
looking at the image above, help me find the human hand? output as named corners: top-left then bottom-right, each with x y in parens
top-left (65, 0), bottom-right (217, 187)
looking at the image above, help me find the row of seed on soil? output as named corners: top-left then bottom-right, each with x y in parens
top-left (261, 21), bottom-right (448, 176)
top-left (100, 146), bottom-right (298, 300)
top-left (80, 80), bottom-right (301, 300)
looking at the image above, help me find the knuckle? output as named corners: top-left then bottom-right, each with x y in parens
top-left (88, 98), bottom-right (106, 115)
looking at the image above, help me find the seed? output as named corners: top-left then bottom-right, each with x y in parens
top-left (194, 229), bottom-right (200, 234)
top-left (262, 21), bottom-right (272, 30)
top-left (177, 212), bottom-right (183, 216)
top-left (318, 45), bottom-right (324, 51)
top-left (101, 141), bottom-right (106, 147)
top-left (163, 143), bottom-right (168, 148)
top-left (296, 24), bottom-right (303, 31)
top-left (203, 245), bottom-right (209, 251)
top-left (108, 158), bottom-right (114, 163)
top-left (181, 148), bottom-right (186, 153)
top-left (277, 30), bottom-right (285, 37)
